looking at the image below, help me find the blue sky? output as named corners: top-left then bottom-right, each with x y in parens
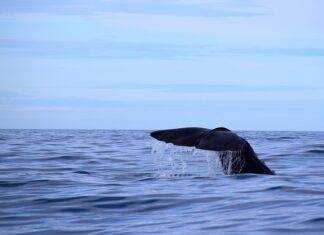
top-left (0, 0), bottom-right (324, 130)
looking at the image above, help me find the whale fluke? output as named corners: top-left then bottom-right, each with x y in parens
top-left (150, 127), bottom-right (275, 175)
top-left (151, 127), bottom-right (209, 147)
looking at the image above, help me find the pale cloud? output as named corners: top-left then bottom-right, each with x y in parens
top-left (0, 0), bottom-right (263, 18)
top-left (1, 39), bottom-right (324, 60)
top-left (1, 10), bottom-right (322, 39)
top-left (95, 12), bottom-right (322, 39)
top-left (174, 0), bottom-right (258, 8)
top-left (1, 1), bottom-right (322, 39)
top-left (0, 13), bottom-right (86, 23)
top-left (175, 0), bottom-right (229, 4)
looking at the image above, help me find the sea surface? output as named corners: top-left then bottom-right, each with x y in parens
top-left (1, 129), bottom-right (324, 235)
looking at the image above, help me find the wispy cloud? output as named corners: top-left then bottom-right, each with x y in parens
top-left (95, 83), bottom-right (324, 92)
top-left (1, 39), bottom-right (324, 59)
top-left (1, 83), bottom-right (323, 107)
top-left (0, 39), bottom-right (208, 59)
top-left (1, 1), bottom-right (322, 39)
top-left (0, 0), bottom-right (262, 17)
top-left (219, 48), bottom-right (324, 57)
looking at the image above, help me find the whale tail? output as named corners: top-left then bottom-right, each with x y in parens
top-left (150, 127), bottom-right (275, 175)
top-left (151, 127), bottom-right (244, 151)
top-left (151, 127), bottom-right (209, 147)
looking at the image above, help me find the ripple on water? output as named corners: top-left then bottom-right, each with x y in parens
top-left (304, 149), bottom-right (324, 154)
top-left (0, 130), bottom-right (324, 235)
top-left (0, 181), bottom-right (27, 187)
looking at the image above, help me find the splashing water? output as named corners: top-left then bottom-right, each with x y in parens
top-left (151, 140), bottom-right (245, 176)
top-left (219, 151), bottom-right (245, 175)
top-left (151, 140), bottom-right (195, 176)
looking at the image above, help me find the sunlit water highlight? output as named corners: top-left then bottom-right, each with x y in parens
top-left (1, 129), bottom-right (324, 234)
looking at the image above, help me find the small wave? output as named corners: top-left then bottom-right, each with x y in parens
top-left (60, 207), bottom-right (91, 213)
top-left (138, 177), bottom-right (156, 181)
top-left (34, 196), bottom-right (88, 204)
top-left (94, 201), bottom-right (138, 209)
top-left (279, 136), bottom-right (297, 140)
top-left (271, 153), bottom-right (296, 157)
top-left (90, 196), bottom-right (216, 212)
top-left (74, 170), bottom-right (91, 175)
top-left (43, 155), bottom-right (87, 160)
top-left (84, 196), bottom-right (127, 203)
top-left (304, 217), bottom-right (324, 223)
top-left (0, 181), bottom-right (26, 187)
top-left (305, 149), bottom-right (324, 154)
top-left (232, 174), bottom-right (259, 180)
top-left (265, 137), bottom-right (296, 141)
top-left (202, 223), bottom-right (245, 230)
top-left (309, 144), bottom-right (324, 148)
top-left (27, 179), bottom-right (78, 186)
top-left (17, 228), bottom-right (103, 234)
top-left (0, 152), bottom-right (22, 157)
top-left (265, 186), bottom-right (290, 191)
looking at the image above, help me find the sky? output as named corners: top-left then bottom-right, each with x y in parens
top-left (0, 0), bottom-right (324, 130)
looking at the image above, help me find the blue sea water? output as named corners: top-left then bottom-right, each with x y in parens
top-left (0, 129), bottom-right (324, 235)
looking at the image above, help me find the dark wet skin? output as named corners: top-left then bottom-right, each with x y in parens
top-left (151, 127), bottom-right (275, 175)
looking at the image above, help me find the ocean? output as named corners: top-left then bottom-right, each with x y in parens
top-left (1, 129), bottom-right (324, 234)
